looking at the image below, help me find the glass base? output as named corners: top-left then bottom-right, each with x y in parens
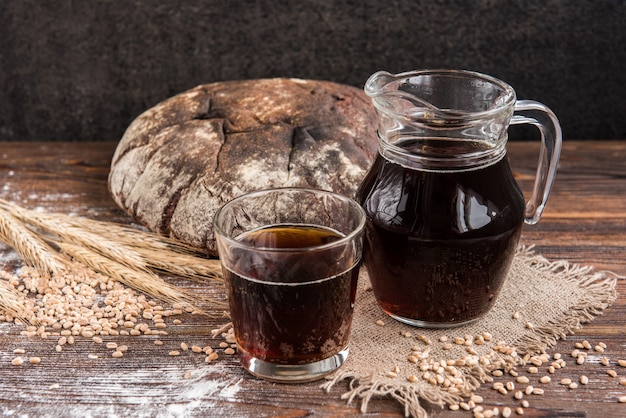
top-left (388, 313), bottom-right (481, 329)
top-left (238, 345), bottom-right (349, 383)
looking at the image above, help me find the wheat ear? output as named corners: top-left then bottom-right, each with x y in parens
top-left (51, 215), bottom-right (224, 281)
top-left (0, 276), bottom-right (34, 326)
top-left (0, 209), bottom-right (68, 280)
top-left (7, 208), bottom-right (150, 273)
top-left (130, 246), bottom-right (223, 282)
top-left (4, 204), bottom-right (223, 281)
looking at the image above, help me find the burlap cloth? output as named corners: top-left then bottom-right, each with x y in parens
top-left (321, 246), bottom-right (620, 417)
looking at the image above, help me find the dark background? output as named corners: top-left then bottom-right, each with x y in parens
top-left (1, 0), bottom-right (624, 142)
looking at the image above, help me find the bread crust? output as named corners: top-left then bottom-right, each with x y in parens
top-left (108, 78), bottom-right (378, 255)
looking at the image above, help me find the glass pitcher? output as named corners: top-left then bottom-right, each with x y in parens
top-left (356, 69), bottom-right (562, 328)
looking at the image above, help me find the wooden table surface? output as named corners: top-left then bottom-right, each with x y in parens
top-left (0, 140), bottom-right (625, 417)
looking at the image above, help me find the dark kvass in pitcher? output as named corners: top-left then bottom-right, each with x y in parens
top-left (358, 70), bottom-right (562, 327)
top-left (357, 140), bottom-right (524, 327)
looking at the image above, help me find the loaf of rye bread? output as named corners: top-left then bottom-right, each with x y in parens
top-left (108, 78), bottom-right (379, 256)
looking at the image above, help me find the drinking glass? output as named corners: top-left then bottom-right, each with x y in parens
top-left (214, 188), bottom-right (366, 382)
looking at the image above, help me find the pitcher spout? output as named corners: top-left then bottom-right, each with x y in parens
top-left (364, 71), bottom-right (443, 118)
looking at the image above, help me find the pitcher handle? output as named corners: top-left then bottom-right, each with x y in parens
top-left (510, 100), bottom-right (563, 225)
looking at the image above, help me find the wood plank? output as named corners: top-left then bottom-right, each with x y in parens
top-left (1, 140), bottom-right (626, 417)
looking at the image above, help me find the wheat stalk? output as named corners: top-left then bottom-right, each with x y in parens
top-left (2, 202), bottom-right (223, 280)
top-left (0, 209), bottom-right (69, 280)
top-left (50, 216), bottom-right (223, 281)
top-left (0, 201), bottom-right (203, 254)
top-left (57, 242), bottom-right (225, 312)
top-left (130, 246), bottom-right (223, 282)
top-left (6, 207), bottom-right (150, 273)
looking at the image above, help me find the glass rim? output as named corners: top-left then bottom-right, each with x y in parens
top-left (213, 187), bottom-right (367, 253)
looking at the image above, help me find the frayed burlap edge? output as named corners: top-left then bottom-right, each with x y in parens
top-left (321, 341), bottom-right (518, 417)
top-left (513, 246), bottom-right (619, 354)
top-left (321, 245), bottom-right (621, 417)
